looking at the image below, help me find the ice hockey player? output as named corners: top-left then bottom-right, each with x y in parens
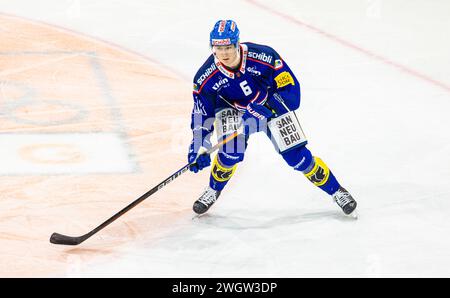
top-left (188, 20), bottom-right (357, 216)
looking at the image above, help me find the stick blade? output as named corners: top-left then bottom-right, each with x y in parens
top-left (50, 232), bottom-right (84, 246)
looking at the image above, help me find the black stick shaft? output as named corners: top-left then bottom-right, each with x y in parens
top-left (50, 131), bottom-right (240, 245)
top-left (84, 164), bottom-right (190, 239)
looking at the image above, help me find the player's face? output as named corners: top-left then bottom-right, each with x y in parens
top-left (213, 44), bottom-right (240, 68)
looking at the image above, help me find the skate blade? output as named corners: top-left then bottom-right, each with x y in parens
top-left (346, 210), bottom-right (359, 219)
top-left (192, 213), bottom-right (206, 220)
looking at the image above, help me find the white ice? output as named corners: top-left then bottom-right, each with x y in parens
top-left (2, 0), bottom-right (450, 277)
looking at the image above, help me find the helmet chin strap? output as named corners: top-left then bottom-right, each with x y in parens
top-left (234, 43), bottom-right (241, 66)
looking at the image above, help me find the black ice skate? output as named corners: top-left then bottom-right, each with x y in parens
top-left (332, 186), bottom-right (357, 215)
top-left (193, 187), bottom-right (222, 214)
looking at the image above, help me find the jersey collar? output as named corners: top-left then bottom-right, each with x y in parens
top-left (214, 44), bottom-right (248, 79)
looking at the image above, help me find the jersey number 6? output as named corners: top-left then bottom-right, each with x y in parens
top-left (239, 80), bottom-right (253, 96)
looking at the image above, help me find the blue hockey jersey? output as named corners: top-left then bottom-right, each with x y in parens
top-left (191, 42), bottom-right (301, 143)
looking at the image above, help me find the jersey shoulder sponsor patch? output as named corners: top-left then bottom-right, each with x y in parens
top-left (274, 71), bottom-right (295, 88)
top-left (193, 56), bottom-right (218, 93)
top-left (244, 43), bottom-right (276, 65)
top-left (247, 50), bottom-right (273, 64)
top-left (244, 43), bottom-right (286, 71)
top-left (274, 59), bottom-right (283, 70)
top-left (193, 83), bottom-right (199, 92)
top-left (195, 62), bottom-right (217, 86)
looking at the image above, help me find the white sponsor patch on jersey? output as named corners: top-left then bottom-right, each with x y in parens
top-left (216, 108), bottom-right (242, 138)
top-left (196, 63), bottom-right (217, 85)
top-left (248, 51), bottom-right (273, 64)
top-left (247, 66), bottom-right (261, 76)
top-left (268, 112), bottom-right (307, 152)
top-left (212, 77), bottom-right (229, 91)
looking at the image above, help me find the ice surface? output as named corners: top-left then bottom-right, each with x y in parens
top-left (0, 0), bottom-right (449, 277)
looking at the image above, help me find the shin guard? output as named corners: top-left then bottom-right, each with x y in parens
top-left (304, 157), bottom-right (330, 186)
top-left (303, 156), bottom-right (340, 195)
top-left (209, 154), bottom-right (237, 191)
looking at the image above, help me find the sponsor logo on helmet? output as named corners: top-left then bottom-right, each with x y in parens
top-left (248, 51), bottom-right (273, 64)
top-left (196, 63), bottom-right (217, 85)
top-left (212, 38), bottom-right (231, 46)
top-left (218, 20), bottom-right (226, 33)
top-left (230, 21), bottom-right (236, 32)
top-left (212, 77), bottom-right (229, 91)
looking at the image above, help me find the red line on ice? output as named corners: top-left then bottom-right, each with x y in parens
top-left (246, 0), bottom-right (450, 93)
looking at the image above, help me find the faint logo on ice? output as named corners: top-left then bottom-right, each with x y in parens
top-left (65, 254), bottom-right (82, 277)
top-left (365, 254), bottom-right (382, 277)
top-left (366, 0), bottom-right (382, 19)
top-left (66, 0), bottom-right (81, 19)
top-left (169, 117), bottom-right (194, 155)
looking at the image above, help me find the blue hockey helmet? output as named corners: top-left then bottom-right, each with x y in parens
top-left (210, 20), bottom-right (240, 47)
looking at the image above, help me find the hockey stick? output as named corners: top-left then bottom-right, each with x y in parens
top-left (49, 130), bottom-right (240, 246)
